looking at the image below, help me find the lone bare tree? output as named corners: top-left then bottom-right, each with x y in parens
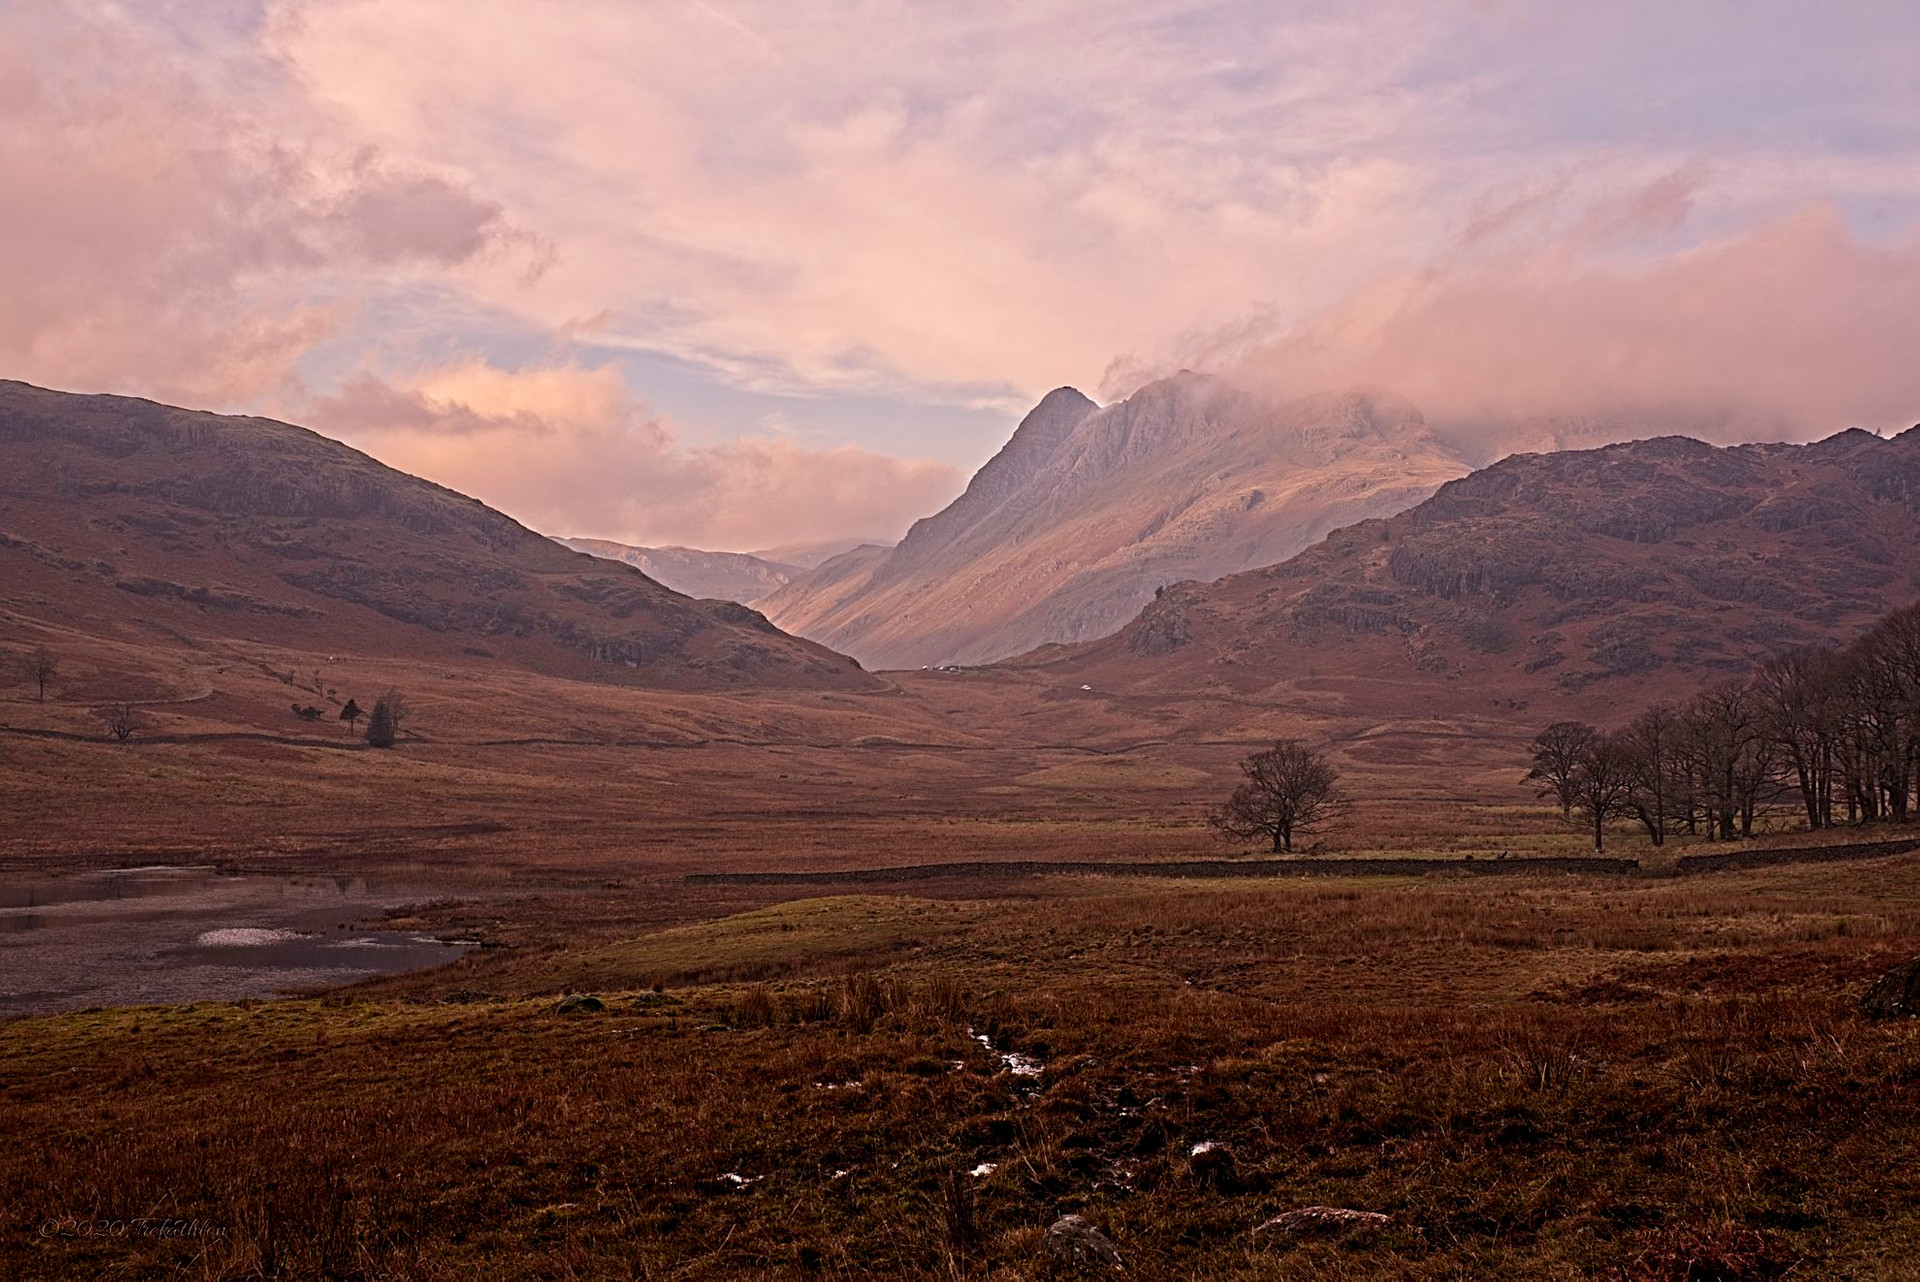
top-left (365, 689), bottom-right (406, 748)
top-left (97, 701), bottom-right (144, 742)
top-left (1525, 721), bottom-right (1595, 819)
top-left (1212, 739), bottom-right (1350, 853)
top-left (29, 645), bottom-right (57, 702)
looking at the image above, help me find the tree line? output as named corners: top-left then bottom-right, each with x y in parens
top-left (1529, 601), bottom-right (1920, 849)
top-left (7, 643), bottom-right (408, 748)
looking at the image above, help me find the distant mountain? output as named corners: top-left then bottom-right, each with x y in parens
top-left (557, 538), bottom-right (799, 605)
top-left (750, 536), bottom-right (895, 570)
top-left (1032, 429), bottom-right (1920, 717)
top-left (0, 381), bottom-right (870, 690)
top-left (758, 373), bottom-right (1469, 669)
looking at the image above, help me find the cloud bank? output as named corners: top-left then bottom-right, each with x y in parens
top-left (302, 363), bottom-right (963, 550)
top-left (5, 2), bottom-right (1920, 544)
top-left (1229, 199), bottom-right (1920, 451)
top-left (0, 3), bottom-right (511, 406)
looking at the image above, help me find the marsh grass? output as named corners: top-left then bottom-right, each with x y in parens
top-left (9, 859), bottom-right (1920, 1277)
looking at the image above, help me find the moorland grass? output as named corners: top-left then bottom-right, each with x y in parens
top-left (9, 855), bottom-right (1920, 1278)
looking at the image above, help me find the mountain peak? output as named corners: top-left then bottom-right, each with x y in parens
top-left (759, 378), bottom-right (1469, 669)
top-left (1034, 386), bottom-right (1097, 414)
top-left (885, 384), bottom-right (1100, 563)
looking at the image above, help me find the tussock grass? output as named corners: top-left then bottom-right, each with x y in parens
top-left (10, 862), bottom-right (1920, 1277)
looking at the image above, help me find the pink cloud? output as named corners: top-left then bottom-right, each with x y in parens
top-left (1232, 200), bottom-right (1920, 447)
top-left (0, 5), bottom-right (509, 405)
top-left (300, 362), bottom-right (965, 550)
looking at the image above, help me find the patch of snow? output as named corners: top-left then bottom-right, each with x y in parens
top-left (718, 1173), bottom-right (761, 1187)
top-left (969, 1163), bottom-right (997, 1178)
top-left (1191, 1140), bottom-right (1222, 1157)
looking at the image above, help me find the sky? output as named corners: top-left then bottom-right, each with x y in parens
top-left (5, 1), bottom-right (1920, 549)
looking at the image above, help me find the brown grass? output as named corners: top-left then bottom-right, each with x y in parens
top-left (8, 626), bottom-right (1920, 1276)
top-left (8, 855), bottom-right (1920, 1278)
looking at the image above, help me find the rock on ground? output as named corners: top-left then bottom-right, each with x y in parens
top-left (1045, 1214), bottom-right (1122, 1268)
top-left (1861, 957), bottom-right (1920, 1018)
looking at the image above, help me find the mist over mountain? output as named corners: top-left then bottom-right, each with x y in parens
top-left (1032, 426), bottom-right (1920, 719)
top-left (759, 373), bottom-right (1469, 670)
top-left (558, 538), bottom-right (800, 605)
top-left (749, 537), bottom-right (896, 571)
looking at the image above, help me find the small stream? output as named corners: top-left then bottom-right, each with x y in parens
top-left (1, 865), bottom-right (476, 1017)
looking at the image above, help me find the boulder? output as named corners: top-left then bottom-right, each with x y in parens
top-left (1044, 1214), bottom-right (1122, 1269)
top-left (1861, 957), bottom-right (1920, 1018)
top-left (555, 994), bottom-right (605, 1015)
top-left (1187, 1140), bottom-right (1240, 1191)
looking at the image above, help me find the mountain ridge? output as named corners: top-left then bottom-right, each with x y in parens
top-left (759, 373), bottom-right (1470, 669)
top-left (1023, 426), bottom-right (1920, 719)
top-left (558, 538), bottom-right (800, 605)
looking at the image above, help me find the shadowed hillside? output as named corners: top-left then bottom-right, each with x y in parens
top-left (0, 381), bottom-right (871, 691)
top-left (1032, 428), bottom-right (1920, 720)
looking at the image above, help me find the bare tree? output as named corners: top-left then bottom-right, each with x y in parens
top-left (1212, 739), bottom-right (1350, 853)
top-left (29, 645), bottom-right (57, 702)
top-left (1571, 733), bottom-right (1638, 851)
top-left (1620, 704), bottom-right (1681, 846)
top-left (365, 689), bottom-right (406, 748)
top-left (1538, 601), bottom-right (1920, 842)
top-left (97, 701), bottom-right (144, 742)
top-left (1854, 605), bottom-right (1920, 822)
top-left (1753, 647), bottom-right (1842, 830)
top-left (1689, 679), bottom-right (1782, 839)
top-left (1525, 721), bottom-right (1596, 820)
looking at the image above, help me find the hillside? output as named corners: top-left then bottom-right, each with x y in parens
top-left (0, 381), bottom-right (871, 691)
top-left (558, 538), bottom-right (799, 605)
top-left (759, 373), bottom-right (1469, 669)
top-left (749, 537), bottom-right (893, 570)
top-left (1033, 428), bottom-right (1920, 720)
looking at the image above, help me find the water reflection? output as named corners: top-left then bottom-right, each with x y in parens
top-left (1, 865), bottom-right (476, 1016)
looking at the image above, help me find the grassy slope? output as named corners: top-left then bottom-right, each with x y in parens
top-left (8, 857), bottom-right (1920, 1278)
top-left (9, 565), bottom-right (1920, 1277)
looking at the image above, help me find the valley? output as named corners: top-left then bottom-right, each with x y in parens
top-left (5, 381), bottom-right (1920, 1279)
top-left (13, 8), bottom-right (1920, 1276)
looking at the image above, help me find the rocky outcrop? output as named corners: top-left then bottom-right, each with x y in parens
top-left (1254, 1207), bottom-right (1391, 1237)
top-left (1044, 1215), bottom-right (1122, 1268)
top-left (1045, 426), bottom-right (1920, 715)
